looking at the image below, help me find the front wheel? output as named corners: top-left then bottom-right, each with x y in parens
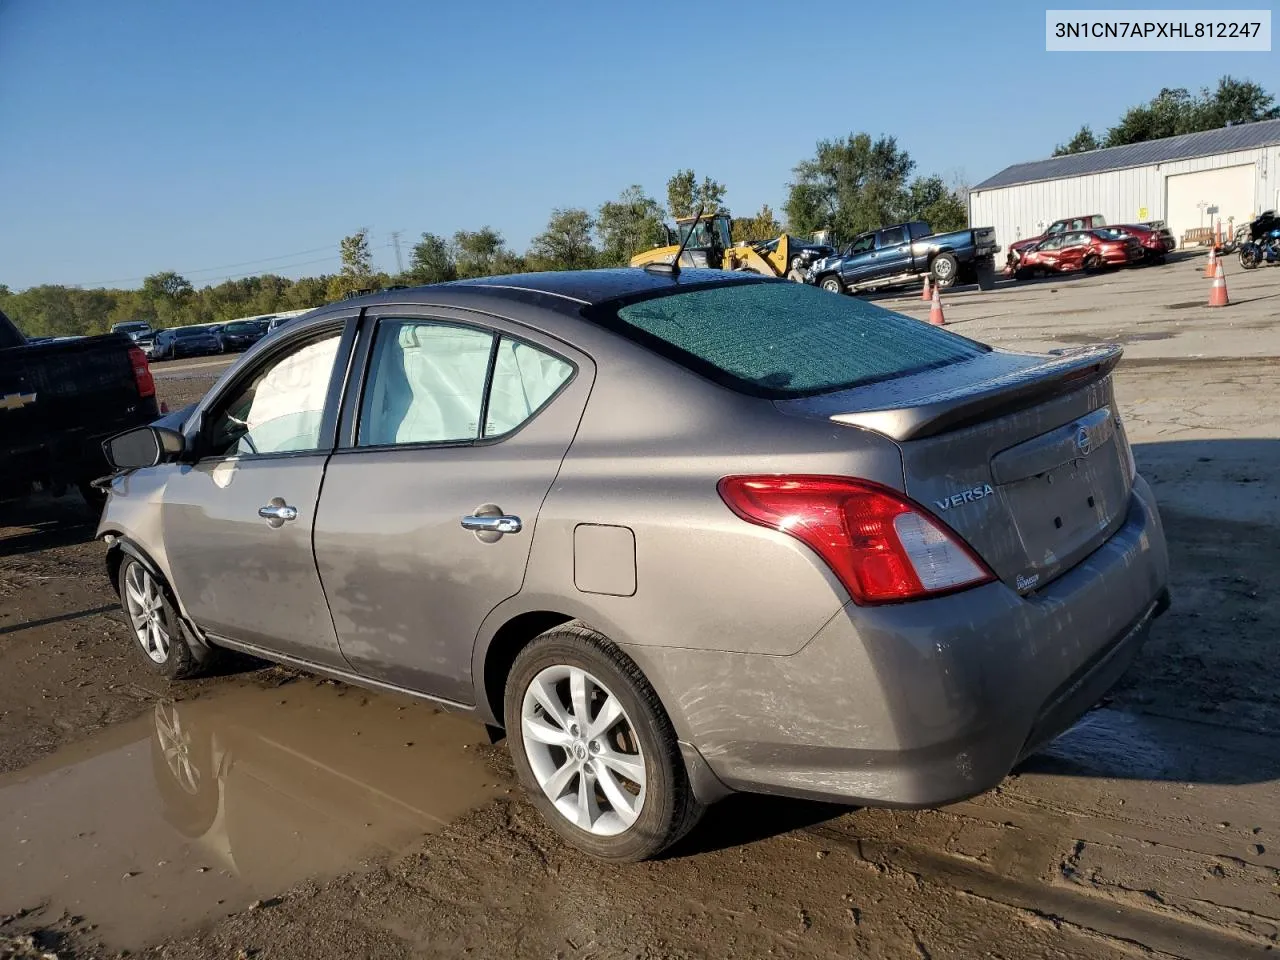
top-left (818, 275), bottom-right (844, 294)
top-left (930, 253), bottom-right (958, 288)
top-left (1239, 246), bottom-right (1260, 270)
top-left (117, 557), bottom-right (214, 680)
top-left (505, 624), bottom-right (703, 861)
top-left (1083, 254), bottom-right (1104, 273)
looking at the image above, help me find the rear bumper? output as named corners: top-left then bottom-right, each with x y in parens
top-left (625, 475), bottom-right (1170, 807)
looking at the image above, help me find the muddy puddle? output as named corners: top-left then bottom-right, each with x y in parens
top-left (0, 680), bottom-right (502, 948)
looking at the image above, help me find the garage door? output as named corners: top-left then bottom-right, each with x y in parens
top-left (1165, 165), bottom-right (1255, 247)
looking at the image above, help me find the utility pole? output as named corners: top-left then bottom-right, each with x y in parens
top-left (389, 230), bottom-right (404, 274)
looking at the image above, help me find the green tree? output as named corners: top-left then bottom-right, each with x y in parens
top-left (1053, 125), bottom-right (1100, 156)
top-left (454, 227), bottom-right (520, 278)
top-left (730, 204), bottom-right (783, 242)
top-left (142, 271), bottom-right (193, 300)
top-left (284, 276), bottom-right (332, 310)
top-left (597, 185), bottom-right (667, 266)
top-left (528, 208), bottom-right (598, 271)
top-left (141, 271), bottom-right (193, 326)
top-left (1092, 76), bottom-right (1279, 149)
top-left (785, 133), bottom-right (915, 240)
top-left (902, 176), bottom-right (968, 233)
top-left (1197, 75), bottom-right (1280, 128)
top-left (404, 232), bottom-right (457, 284)
top-left (327, 229), bottom-right (377, 301)
top-left (666, 169), bottom-right (728, 219)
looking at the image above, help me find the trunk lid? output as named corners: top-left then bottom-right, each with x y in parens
top-left (775, 345), bottom-right (1134, 593)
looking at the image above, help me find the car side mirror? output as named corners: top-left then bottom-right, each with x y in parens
top-left (104, 425), bottom-right (186, 469)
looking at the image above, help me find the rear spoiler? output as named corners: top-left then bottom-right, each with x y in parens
top-left (827, 344), bottom-right (1122, 441)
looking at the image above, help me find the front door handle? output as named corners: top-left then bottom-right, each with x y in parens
top-left (258, 500), bottom-right (298, 526)
top-left (460, 514), bottom-right (522, 534)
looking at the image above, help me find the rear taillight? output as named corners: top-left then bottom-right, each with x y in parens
top-left (718, 476), bottom-right (995, 605)
top-left (128, 346), bottom-right (156, 399)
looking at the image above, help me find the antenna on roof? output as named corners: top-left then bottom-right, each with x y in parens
top-left (644, 205), bottom-right (706, 279)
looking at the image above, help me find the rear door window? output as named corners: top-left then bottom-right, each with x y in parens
top-left (593, 280), bottom-right (987, 399)
top-left (357, 320), bottom-right (575, 447)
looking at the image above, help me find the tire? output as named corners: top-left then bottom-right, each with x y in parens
top-left (1239, 247), bottom-right (1259, 270)
top-left (818, 275), bottom-right (844, 294)
top-left (1083, 254), bottom-right (1104, 273)
top-left (117, 557), bottom-right (213, 680)
top-left (504, 623), bottom-right (704, 861)
top-left (930, 252), bottom-right (958, 287)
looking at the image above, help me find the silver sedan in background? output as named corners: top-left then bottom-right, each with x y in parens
top-left (97, 269), bottom-right (1169, 861)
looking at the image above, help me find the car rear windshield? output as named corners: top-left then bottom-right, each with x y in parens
top-left (592, 280), bottom-right (988, 399)
top-left (174, 327), bottom-right (208, 338)
top-left (225, 321), bottom-right (258, 333)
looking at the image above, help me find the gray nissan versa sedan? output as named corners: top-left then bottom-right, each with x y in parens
top-left (96, 269), bottom-right (1170, 861)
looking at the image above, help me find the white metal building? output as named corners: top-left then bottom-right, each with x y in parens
top-left (969, 118), bottom-right (1280, 249)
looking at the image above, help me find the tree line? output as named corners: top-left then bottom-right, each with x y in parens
top-left (1054, 75), bottom-right (1278, 156)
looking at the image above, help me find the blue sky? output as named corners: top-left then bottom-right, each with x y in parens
top-left (1, 0), bottom-right (1273, 289)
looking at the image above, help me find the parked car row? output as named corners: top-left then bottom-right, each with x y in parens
top-left (1006, 214), bottom-right (1176, 275)
top-left (108, 316), bottom-right (281, 360)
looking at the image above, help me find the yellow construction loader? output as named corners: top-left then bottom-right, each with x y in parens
top-left (629, 212), bottom-right (824, 280)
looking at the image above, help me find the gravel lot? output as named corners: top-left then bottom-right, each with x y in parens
top-left (2, 255), bottom-right (1277, 959)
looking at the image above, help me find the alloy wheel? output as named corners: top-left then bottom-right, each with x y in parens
top-left (124, 563), bottom-right (171, 663)
top-left (521, 665), bottom-right (646, 837)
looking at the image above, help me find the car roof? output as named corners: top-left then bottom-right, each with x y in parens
top-left (333, 268), bottom-right (766, 312)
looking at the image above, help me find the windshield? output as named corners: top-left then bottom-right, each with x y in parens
top-left (114, 322), bottom-right (150, 333)
top-left (593, 280), bottom-right (988, 399)
top-left (225, 321), bottom-right (259, 333)
top-left (174, 326), bottom-right (209, 338)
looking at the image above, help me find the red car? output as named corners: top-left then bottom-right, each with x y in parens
top-left (1007, 214), bottom-right (1175, 271)
top-left (1015, 228), bottom-right (1142, 277)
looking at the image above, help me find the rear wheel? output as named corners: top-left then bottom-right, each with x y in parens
top-left (1239, 247), bottom-right (1260, 270)
top-left (504, 624), bottom-right (703, 861)
top-left (930, 253), bottom-right (958, 288)
top-left (819, 275), bottom-right (844, 294)
top-left (1083, 253), bottom-right (1104, 273)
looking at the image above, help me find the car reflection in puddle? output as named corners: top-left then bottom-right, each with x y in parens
top-left (0, 681), bottom-right (501, 949)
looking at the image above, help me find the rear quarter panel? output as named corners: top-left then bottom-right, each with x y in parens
top-left (481, 331), bottom-right (908, 664)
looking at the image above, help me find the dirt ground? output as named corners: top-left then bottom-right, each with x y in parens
top-left (2, 255), bottom-right (1278, 959)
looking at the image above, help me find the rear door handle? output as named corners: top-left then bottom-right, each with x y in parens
top-left (460, 514), bottom-right (522, 534)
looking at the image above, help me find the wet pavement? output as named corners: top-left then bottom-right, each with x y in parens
top-left (0, 682), bottom-right (499, 949)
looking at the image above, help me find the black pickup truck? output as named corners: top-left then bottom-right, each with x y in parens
top-left (1, 309), bottom-right (160, 506)
top-left (806, 220), bottom-right (999, 294)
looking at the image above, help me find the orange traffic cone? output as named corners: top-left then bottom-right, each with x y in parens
top-left (929, 283), bottom-right (946, 325)
top-left (1208, 258), bottom-right (1229, 307)
top-left (1204, 244), bottom-right (1218, 278)
top-left (921, 274), bottom-right (932, 301)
